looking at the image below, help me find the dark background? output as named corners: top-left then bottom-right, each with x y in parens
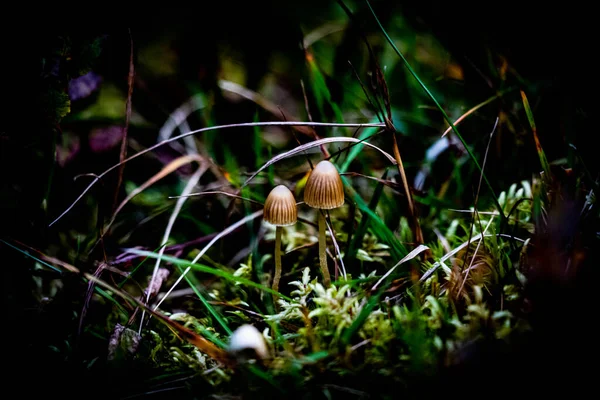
top-left (2, 1), bottom-right (596, 397)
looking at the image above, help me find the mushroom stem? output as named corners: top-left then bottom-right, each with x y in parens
top-left (272, 226), bottom-right (283, 294)
top-left (318, 211), bottom-right (331, 286)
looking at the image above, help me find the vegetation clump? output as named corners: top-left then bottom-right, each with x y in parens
top-left (3, 3), bottom-right (597, 399)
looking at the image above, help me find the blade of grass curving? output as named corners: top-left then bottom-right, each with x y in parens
top-left (139, 165), bottom-right (207, 335)
top-left (124, 247), bottom-right (293, 303)
top-left (118, 243), bottom-right (167, 288)
top-left (219, 79), bottom-right (318, 140)
top-left (339, 123), bottom-right (382, 173)
top-left (85, 271), bottom-right (231, 365)
top-left (150, 210), bottom-right (293, 311)
top-left (341, 171), bottom-right (401, 191)
top-left (95, 154), bottom-right (205, 252)
top-left (365, 0), bottom-right (505, 221)
top-left (372, 244), bottom-right (430, 290)
top-left (306, 51), bottom-right (346, 126)
top-left (342, 176), bottom-right (407, 260)
top-left (345, 168), bottom-right (389, 262)
top-left (170, 191), bottom-right (264, 207)
top-left (1, 239), bottom-right (62, 274)
top-left (242, 136), bottom-right (393, 188)
top-left (177, 264), bottom-right (232, 335)
top-left (441, 87), bottom-right (517, 137)
top-left (94, 285), bottom-right (129, 318)
top-left (520, 90), bottom-right (551, 179)
top-left (6, 239), bottom-right (79, 274)
top-left (49, 121), bottom-right (385, 227)
top-left (419, 232), bottom-right (485, 283)
top-left (5, 240), bottom-right (229, 364)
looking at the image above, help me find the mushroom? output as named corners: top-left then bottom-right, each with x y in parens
top-left (303, 160), bottom-right (344, 286)
top-left (263, 185), bottom-right (297, 294)
top-left (228, 324), bottom-right (269, 361)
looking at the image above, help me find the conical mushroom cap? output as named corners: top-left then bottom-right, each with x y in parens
top-left (303, 160), bottom-right (345, 209)
top-left (263, 185), bottom-right (297, 226)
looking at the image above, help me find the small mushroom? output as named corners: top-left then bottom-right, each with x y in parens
top-left (263, 185), bottom-right (297, 294)
top-left (303, 160), bottom-right (344, 286)
top-left (228, 324), bottom-right (269, 361)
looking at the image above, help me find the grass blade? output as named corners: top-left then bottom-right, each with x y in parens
top-left (520, 90), bottom-right (551, 179)
top-left (241, 136), bottom-right (394, 188)
top-left (4, 241), bottom-right (230, 365)
top-left (364, 0), bottom-right (505, 221)
top-left (139, 165), bottom-right (207, 334)
top-left (341, 290), bottom-right (383, 346)
top-left (1, 239), bottom-right (62, 274)
top-left (124, 248), bottom-right (293, 303)
top-left (441, 88), bottom-right (517, 138)
top-left (306, 51), bottom-right (346, 125)
top-left (99, 154), bottom-right (205, 245)
top-left (218, 79), bottom-right (318, 140)
top-left (372, 244), bottom-right (430, 290)
top-left (342, 176), bottom-right (407, 260)
top-left (339, 124), bottom-right (381, 173)
top-left (178, 265), bottom-right (232, 335)
top-left (345, 168), bottom-right (389, 262)
top-left (48, 121), bottom-right (385, 228)
top-left (153, 210), bottom-right (266, 310)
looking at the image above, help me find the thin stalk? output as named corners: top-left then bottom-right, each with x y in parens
top-left (391, 131), bottom-right (424, 246)
top-left (318, 211), bottom-right (332, 286)
top-left (272, 226), bottom-right (283, 294)
top-left (365, 0), bottom-right (506, 222)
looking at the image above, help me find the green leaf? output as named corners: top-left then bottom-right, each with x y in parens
top-left (365, 0), bottom-right (505, 222)
top-left (122, 248), bottom-right (293, 302)
top-left (345, 168), bottom-right (389, 262)
top-left (341, 290), bottom-right (383, 346)
top-left (343, 176), bottom-right (407, 260)
top-left (520, 90), bottom-right (551, 180)
top-left (177, 265), bottom-right (232, 335)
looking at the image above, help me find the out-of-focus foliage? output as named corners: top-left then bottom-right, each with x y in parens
top-left (3, 1), bottom-right (598, 398)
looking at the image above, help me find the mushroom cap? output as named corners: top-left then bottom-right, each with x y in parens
top-left (303, 160), bottom-right (345, 209)
top-left (228, 324), bottom-right (269, 360)
top-left (263, 185), bottom-right (297, 226)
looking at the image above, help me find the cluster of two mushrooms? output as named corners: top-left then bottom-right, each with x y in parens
top-left (263, 160), bottom-right (345, 292)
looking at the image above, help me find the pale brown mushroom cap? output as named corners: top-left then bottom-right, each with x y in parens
top-left (263, 185), bottom-right (297, 226)
top-left (303, 160), bottom-right (345, 209)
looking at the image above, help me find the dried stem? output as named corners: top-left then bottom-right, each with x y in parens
top-left (391, 130), bottom-right (424, 247)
